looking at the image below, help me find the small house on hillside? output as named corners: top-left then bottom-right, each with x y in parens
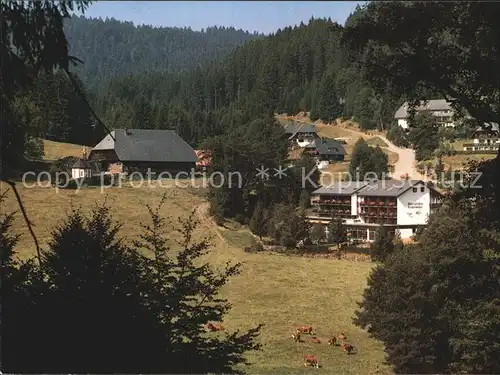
top-left (89, 129), bottom-right (197, 174)
top-left (283, 122), bottom-right (318, 147)
top-left (304, 137), bottom-right (346, 162)
top-left (463, 123), bottom-right (500, 152)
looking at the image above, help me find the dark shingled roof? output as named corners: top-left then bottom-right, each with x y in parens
top-left (311, 138), bottom-right (346, 155)
top-left (91, 129), bottom-right (197, 163)
top-left (283, 122), bottom-right (317, 135)
top-left (72, 159), bottom-right (92, 168)
top-left (312, 182), bottom-right (370, 196)
top-left (394, 99), bottom-right (452, 119)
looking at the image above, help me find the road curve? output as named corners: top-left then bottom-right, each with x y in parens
top-left (374, 134), bottom-right (423, 180)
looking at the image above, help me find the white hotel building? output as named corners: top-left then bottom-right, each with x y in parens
top-left (308, 180), bottom-right (444, 241)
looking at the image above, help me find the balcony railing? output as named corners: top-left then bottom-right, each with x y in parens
top-left (317, 201), bottom-right (351, 206)
top-left (313, 208), bottom-right (352, 216)
top-left (360, 209), bottom-right (397, 218)
top-left (359, 200), bottom-right (396, 207)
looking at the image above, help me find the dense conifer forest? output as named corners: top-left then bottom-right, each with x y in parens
top-left (21, 11), bottom-right (411, 149)
top-left (64, 16), bottom-right (263, 91)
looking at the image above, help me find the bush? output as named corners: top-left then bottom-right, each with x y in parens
top-left (244, 239), bottom-right (264, 253)
top-left (50, 156), bottom-right (80, 174)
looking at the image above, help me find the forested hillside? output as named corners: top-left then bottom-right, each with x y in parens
top-left (64, 16), bottom-right (263, 90)
top-left (90, 16), bottom-right (408, 147)
top-left (16, 12), bottom-right (420, 151)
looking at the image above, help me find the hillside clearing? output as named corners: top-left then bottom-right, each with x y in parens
top-left (1, 182), bottom-right (389, 374)
top-left (441, 154), bottom-right (496, 170)
top-left (43, 139), bottom-right (87, 160)
top-left (277, 115), bottom-right (399, 167)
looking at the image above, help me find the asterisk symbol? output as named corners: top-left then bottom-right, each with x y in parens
top-left (273, 165), bottom-right (288, 179)
top-left (256, 165), bottom-right (269, 179)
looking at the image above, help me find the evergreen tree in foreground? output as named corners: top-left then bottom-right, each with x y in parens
top-left (2, 200), bottom-right (262, 373)
top-left (354, 163), bottom-right (500, 373)
top-left (369, 225), bottom-right (395, 262)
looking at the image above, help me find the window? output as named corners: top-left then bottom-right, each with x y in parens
top-left (412, 187), bottom-right (417, 193)
top-left (420, 186), bottom-right (425, 192)
top-left (80, 170), bottom-right (84, 178)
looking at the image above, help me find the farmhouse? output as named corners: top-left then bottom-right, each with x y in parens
top-left (308, 180), bottom-right (443, 241)
top-left (89, 129), bottom-right (197, 174)
top-left (394, 99), bottom-right (455, 130)
top-left (463, 123), bottom-right (500, 152)
top-left (282, 122), bottom-right (319, 147)
top-left (304, 137), bottom-right (346, 162)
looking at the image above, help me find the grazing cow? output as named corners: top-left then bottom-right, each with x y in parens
top-left (342, 343), bottom-right (355, 355)
top-left (328, 336), bottom-right (337, 346)
top-left (311, 336), bottom-right (321, 344)
top-left (291, 329), bottom-right (301, 343)
top-left (205, 322), bottom-right (224, 332)
top-left (297, 325), bottom-right (313, 334)
top-left (303, 354), bottom-right (319, 368)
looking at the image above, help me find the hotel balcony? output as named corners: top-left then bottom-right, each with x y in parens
top-left (311, 195), bottom-right (351, 207)
top-left (310, 207), bottom-right (353, 218)
top-left (359, 198), bottom-right (397, 207)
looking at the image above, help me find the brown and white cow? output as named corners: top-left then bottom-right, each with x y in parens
top-left (303, 354), bottom-right (319, 368)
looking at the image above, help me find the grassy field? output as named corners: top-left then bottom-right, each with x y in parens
top-left (42, 139), bottom-right (87, 160)
top-left (1, 179), bottom-right (390, 374)
top-left (441, 154), bottom-right (496, 170)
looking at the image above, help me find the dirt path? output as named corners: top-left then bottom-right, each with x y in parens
top-left (195, 202), bottom-right (226, 243)
top-left (334, 125), bottom-right (426, 181)
top-left (373, 134), bottom-right (422, 180)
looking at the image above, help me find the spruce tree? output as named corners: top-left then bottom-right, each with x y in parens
top-left (328, 217), bottom-right (346, 257)
top-left (249, 201), bottom-right (268, 240)
top-left (369, 225), bottom-right (394, 262)
top-left (2, 202), bottom-right (263, 373)
top-left (299, 189), bottom-right (311, 209)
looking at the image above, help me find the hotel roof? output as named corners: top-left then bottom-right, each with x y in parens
top-left (312, 182), bottom-right (371, 196)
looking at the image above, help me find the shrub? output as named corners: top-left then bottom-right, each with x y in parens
top-left (244, 238), bottom-right (264, 253)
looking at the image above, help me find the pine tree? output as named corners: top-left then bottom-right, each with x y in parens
top-left (369, 225), bottom-right (395, 262)
top-left (3, 202), bottom-right (263, 373)
top-left (328, 217), bottom-right (346, 258)
top-left (310, 223), bottom-right (325, 246)
top-left (311, 71), bottom-right (342, 123)
top-left (353, 87), bottom-right (377, 130)
top-left (249, 201), bottom-right (268, 240)
top-left (299, 189), bottom-right (311, 209)
top-left (408, 111), bottom-right (440, 161)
